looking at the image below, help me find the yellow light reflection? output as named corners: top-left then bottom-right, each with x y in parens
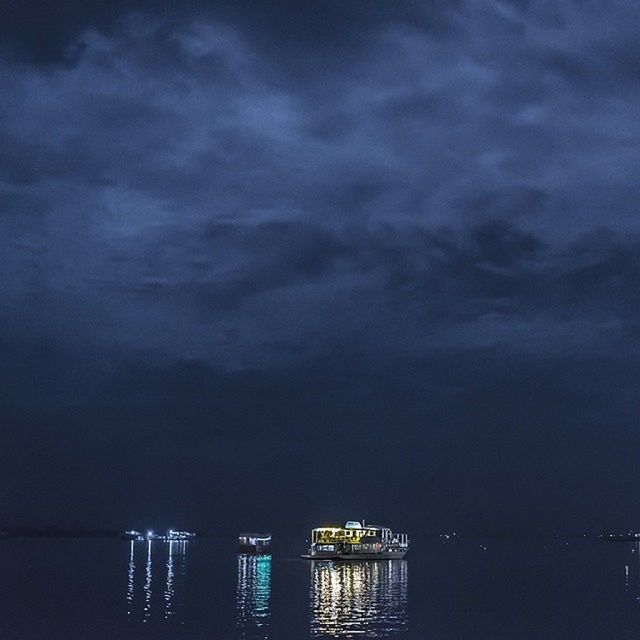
top-left (310, 560), bottom-right (408, 637)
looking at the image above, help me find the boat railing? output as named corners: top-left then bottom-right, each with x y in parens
top-left (390, 533), bottom-right (409, 547)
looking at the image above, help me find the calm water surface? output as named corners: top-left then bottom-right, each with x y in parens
top-left (0, 537), bottom-right (639, 638)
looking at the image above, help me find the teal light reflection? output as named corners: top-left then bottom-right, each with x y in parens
top-left (237, 554), bottom-right (272, 638)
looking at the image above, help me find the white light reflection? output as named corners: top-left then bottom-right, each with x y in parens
top-left (143, 540), bottom-right (153, 622)
top-left (125, 537), bottom-right (190, 625)
top-left (636, 541), bottom-right (640, 601)
top-left (126, 540), bottom-right (135, 616)
top-left (164, 541), bottom-right (174, 619)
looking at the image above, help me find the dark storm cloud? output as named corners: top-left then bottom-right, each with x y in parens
top-left (0, 0), bottom-right (458, 65)
top-left (2, 1), bottom-right (640, 532)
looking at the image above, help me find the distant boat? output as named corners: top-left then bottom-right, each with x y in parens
top-left (121, 530), bottom-right (145, 541)
top-left (121, 529), bottom-right (196, 541)
top-left (301, 521), bottom-right (409, 560)
top-left (238, 532), bottom-right (271, 555)
top-left (602, 533), bottom-right (640, 542)
top-left (164, 530), bottom-right (196, 541)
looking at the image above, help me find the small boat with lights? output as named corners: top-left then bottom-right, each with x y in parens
top-left (121, 529), bottom-right (196, 541)
top-left (602, 532), bottom-right (640, 542)
top-left (238, 532), bottom-right (272, 555)
top-left (302, 521), bottom-right (409, 560)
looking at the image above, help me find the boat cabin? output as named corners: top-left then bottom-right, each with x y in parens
top-left (307, 521), bottom-right (409, 558)
top-left (238, 532), bottom-right (271, 555)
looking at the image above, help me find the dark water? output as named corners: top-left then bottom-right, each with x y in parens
top-left (1, 537), bottom-right (640, 639)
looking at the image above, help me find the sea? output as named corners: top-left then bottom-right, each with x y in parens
top-left (0, 536), bottom-right (639, 639)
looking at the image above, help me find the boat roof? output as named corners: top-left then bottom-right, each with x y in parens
top-left (311, 523), bottom-right (388, 532)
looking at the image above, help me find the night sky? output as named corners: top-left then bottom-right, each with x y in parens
top-left (2, 0), bottom-right (640, 538)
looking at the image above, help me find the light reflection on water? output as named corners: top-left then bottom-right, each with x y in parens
top-left (236, 554), bottom-right (272, 639)
top-left (3, 537), bottom-right (634, 639)
top-left (143, 540), bottom-right (152, 622)
top-left (310, 560), bottom-right (408, 638)
top-left (625, 541), bottom-right (640, 601)
top-left (164, 541), bottom-right (175, 619)
top-left (126, 541), bottom-right (135, 616)
top-left (125, 540), bottom-right (189, 625)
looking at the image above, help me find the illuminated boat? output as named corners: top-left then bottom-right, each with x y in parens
top-left (164, 529), bottom-right (196, 541)
top-left (603, 532), bottom-right (640, 542)
top-left (302, 521), bottom-right (409, 560)
top-left (121, 529), bottom-right (196, 541)
top-left (238, 532), bottom-right (272, 555)
top-left (121, 530), bottom-right (145, 541)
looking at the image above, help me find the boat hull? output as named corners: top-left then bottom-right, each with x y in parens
top-left (302, 551), bottom-right (407, 560)
top-left (239, 545), bottom-right (270, 555)
top-left (337, 551), bottom-right (407, 560)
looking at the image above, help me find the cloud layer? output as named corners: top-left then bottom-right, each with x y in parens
top-left (2, 1), bottom-right (640, 531)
